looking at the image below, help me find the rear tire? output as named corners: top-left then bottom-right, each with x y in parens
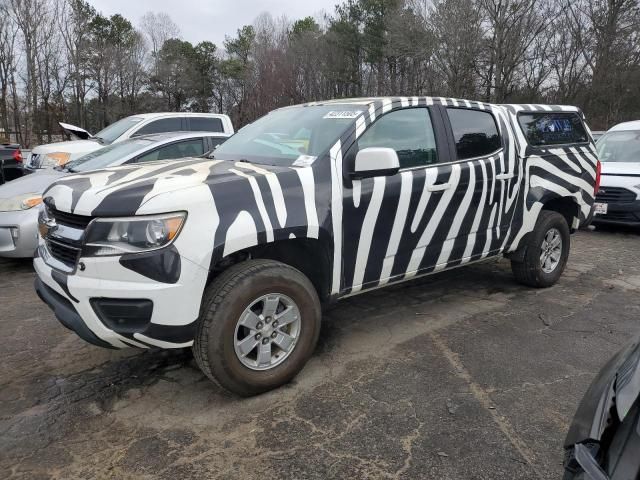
top-left (193, 259), bottom-right (321, 396)
top-left (511, 210), bottom-right (570, 288)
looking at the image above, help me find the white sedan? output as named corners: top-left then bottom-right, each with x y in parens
top-left (0, 132), bottom-right (228, 258)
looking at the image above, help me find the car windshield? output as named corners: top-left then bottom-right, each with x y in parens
top-left (63, 138), bottom-right (156, 172)
top-left (212, 105), bottom-right (365, 166)
top-left (94, 116), bottom-right (144, 144)
top-left (597, 131), bottom-right (640, 163)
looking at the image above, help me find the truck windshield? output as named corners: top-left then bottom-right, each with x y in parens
top-left (94, 116), bottom-right (144, 144)
top-left (597, 131), bottom-right (640, 163)
top-left (213, 105), bottom-right (365, 166)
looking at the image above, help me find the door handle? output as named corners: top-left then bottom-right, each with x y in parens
top-left (427, 182), bottom-right (451, 192)
top-left (496, 173), bottom-right (514, 180)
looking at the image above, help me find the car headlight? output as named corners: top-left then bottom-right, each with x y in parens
top-left (83, 212), bottom-right (186, 256)
top-left (39, 152), bottom-right (71, 168)
top-left (0, 193), bottom-right (43, 212)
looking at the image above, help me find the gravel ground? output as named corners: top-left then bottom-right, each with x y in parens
top-left (1, 227), bottom-right (639, 479)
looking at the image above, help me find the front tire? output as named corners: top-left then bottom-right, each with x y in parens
top-left (193, 259), bottom-right (321, 396)
top-left (511, 210), bottom-right (570, 288)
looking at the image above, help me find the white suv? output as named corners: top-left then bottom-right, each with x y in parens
top-left (26, 113), bottom-right (234, 170)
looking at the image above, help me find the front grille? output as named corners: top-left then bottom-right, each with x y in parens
top-left (596, 187), bottom-right (637, 203)
top-left (42, 206), bottom-right (91, 270)
top-left (49, 208), bottom-right (94, 229)
top-left (46, 238), bottom-right (81, 268)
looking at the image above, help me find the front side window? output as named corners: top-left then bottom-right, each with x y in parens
top-left (597, 131), bottom-right (640, 163)
top-left (134, 118), bottom-right (183, 136)
top-left (447, 108), bottom-right (501, 160)
top-left (213, 105), bottom-right (365, 166)
top-left (357, 108), bottom-right (438, 169)
top-left (136, 139), bottom-right (205, 163)
top-left (190, 117), bottom-right (223, 132)
top-left (518, 112), bottom-right (588, 147)
top-left (64, 138), bottom-right (156, 172)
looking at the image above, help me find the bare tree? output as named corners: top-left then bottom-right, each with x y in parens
top-left (478, 0), bottom-right (555, 102)
top-left (429, 0), bottom-right (484, 98)
top-left (59, 0), bottom-right (96, 128)
top-left (0, 2), bottom-right (20, 139)
top-left (140, 11), bottom-right (180, 76)
top-left (8, 0), bottom-right (52, 146)
top-left (3, 0), bottom-right (640, 143)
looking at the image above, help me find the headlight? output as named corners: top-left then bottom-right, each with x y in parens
top-left (39, 152), bottom-right (71, 168)
top-left (83, 212), bottom-right (186, 256)
top-left (0, 193), bottom-right (43, 212)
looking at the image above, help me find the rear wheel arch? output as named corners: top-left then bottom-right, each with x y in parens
top-left (541, 196), bottom-right (581, 232)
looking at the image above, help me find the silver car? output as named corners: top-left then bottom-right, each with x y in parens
top-left (0, 132), bottom-right (228, 258)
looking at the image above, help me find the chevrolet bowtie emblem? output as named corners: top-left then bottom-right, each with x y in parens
top-left (38, 216), bottom-right (57, 238)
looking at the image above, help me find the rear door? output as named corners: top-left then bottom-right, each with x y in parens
top-left (440, 106), bottom-right (516, 264)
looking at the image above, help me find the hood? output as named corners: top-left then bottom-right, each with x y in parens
top-left (42, 157), bottom-right (296, 217)
top-left (565, 338), bottom-right (640, 447)
top-left (59, 122), bottom-right (93, 140)
top-left (600, 161), bottom-right (640, 176)
top-left (0, 170), bottom-right (67, 199)
top-left (31, 139), bottom-right (103, 156)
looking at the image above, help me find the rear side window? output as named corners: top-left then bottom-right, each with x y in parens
top-left (190, 117), bottom-right (223, 133)
top-left (447, 108), bottom-right (501, 160)
top-left (135, 118), bottom-right (183, 136)
top-left (518, 112), bottom-right (588, 146)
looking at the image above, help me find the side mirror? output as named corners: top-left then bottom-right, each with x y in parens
top-left (352, 147), bottom-right (400, 179)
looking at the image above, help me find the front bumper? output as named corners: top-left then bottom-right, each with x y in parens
top-left (0, 208), bottom-right (40, 258)
top-left (34, 277), bottom-right (115, 348)
top-left (592, 200), bottom-right (640, 226)
top-left (34, 242), bottom-right (209, 349)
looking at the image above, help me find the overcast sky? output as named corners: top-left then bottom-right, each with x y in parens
top-left (88, 0), bottom-right (334, 47)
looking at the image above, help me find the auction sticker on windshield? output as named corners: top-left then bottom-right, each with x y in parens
top-left (594, 203), bottom-right (608, 215)
top-left (323, 111), bottom-right (361, 119)
top-left (292, 155), bottom-right (317, 167)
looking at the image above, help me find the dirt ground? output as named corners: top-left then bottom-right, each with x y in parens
top-left (1, 227), bottom-right (639, 479)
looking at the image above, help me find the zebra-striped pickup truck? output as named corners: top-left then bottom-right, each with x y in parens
top-left (34, 97), bottom-right (600, 396)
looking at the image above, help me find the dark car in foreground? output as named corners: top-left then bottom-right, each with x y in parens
top-left (564, 338), bottom-right (640, 480)
top-left (0, 142), bottom-right (23, 184)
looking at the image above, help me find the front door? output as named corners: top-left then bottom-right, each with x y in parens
top-left (341, 106), bottom-right (457, 294)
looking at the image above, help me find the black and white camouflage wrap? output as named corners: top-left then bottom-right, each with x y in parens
top-left (34, 97), bottom-right (598, 349)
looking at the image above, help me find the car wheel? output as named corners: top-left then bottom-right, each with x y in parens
top-left (511, 210), bottom-right (570, 288)
top-left (193, 259), bottom-right (321, 396)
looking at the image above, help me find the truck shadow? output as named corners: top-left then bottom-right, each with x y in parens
top-left (2, 258), bottom-right (522, 457)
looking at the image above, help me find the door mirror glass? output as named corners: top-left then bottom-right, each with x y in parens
top-left (352, 147), bottom-right (400, 178)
